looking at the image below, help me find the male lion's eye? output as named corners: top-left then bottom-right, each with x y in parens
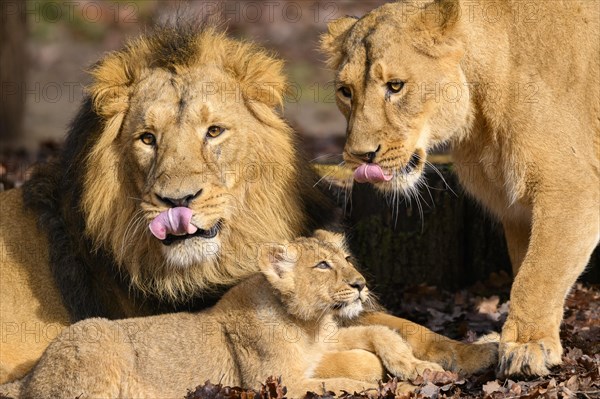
top-left (140, 132), bottom-right (156, 146)
top-left (315, 261), bottom-right (332, 270)
top-left (387, 81), bottom-right (405, 94)
top-left (338, 86), bottom-right (352, 99)
top-left (207, 125), bottom-right (225, 138)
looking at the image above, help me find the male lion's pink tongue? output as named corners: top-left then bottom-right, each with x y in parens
top-left (149, 207), bottom-right (198, 240)
top-left (353, 164), bottom-right (393, 183)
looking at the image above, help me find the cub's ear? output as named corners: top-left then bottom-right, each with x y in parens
top-left (260, 243), bottom-right (297, 292)
top-left (409, 0), bottom-right (464, 59)
top-left (313, 229), bottom-right (346, 250)
top-left (320, 16), bottom-right (358, 69)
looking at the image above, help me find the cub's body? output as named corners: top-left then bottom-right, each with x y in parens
top-left (1, 234), bottom-right (442, 398)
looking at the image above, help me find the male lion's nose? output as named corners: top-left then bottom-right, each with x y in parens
top-left (350, 145), bottom-right (381, 163)
top-left (348, 278), bottom-right (366, 292)
top-left (156, 189), bottom-right (203, 208)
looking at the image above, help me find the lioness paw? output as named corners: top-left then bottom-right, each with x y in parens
top-left (497, 339), bottom-right (562, 378)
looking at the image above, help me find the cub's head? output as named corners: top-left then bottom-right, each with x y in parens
top-left (77, 24), bottom-right (299, 299)
top-left (321, 0), bottom-right (469, 193)
top-left (261, 230), bottom-right (370, 320)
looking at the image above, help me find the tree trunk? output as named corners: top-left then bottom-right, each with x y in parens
top-left (0, 1), bottom-right (27, 144)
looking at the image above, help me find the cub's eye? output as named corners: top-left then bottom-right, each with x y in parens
top-left (386, 81), bottom-right (405, 94)
top-left (139, 132), bottom-right (156, 146)
top-left (207, 125), bottom-right (225, 138)
top-left (338, 86), bottom-right (352, 99)
top-left (315, 261), bottom-right (332, 270)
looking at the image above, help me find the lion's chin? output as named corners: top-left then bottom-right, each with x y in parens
top-left (161, 236), bottom-right (221, 268)
top-left (375, 149), bottom-right (427, 194)
top-left (371, 170), bottom-right (423, 194)
top-left (337, 300), bottom-right (364, 320)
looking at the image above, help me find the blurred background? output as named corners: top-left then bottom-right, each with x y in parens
top-left (1, 0), bottom-right (389, 159)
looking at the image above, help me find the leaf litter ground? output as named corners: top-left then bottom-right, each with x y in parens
top-left (183, 274), bottom-right (599, 399)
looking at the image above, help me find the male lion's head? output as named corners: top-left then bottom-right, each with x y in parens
top-left (321, 0), bottom-right (469, 194)
top-left (55, 24), bottom-right (322, 300)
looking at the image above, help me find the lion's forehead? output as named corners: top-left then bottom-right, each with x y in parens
top-left (126, 74), bottom-right (248, 131)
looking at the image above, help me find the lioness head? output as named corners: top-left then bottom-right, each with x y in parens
top-left (321, 0), bottom-right (469, 193)
top-left (75, 24), bottom-right (312, 299)
top-left (261, 230), bottom-right (370, 320)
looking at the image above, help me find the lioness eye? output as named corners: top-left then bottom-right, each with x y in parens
top-left (338, 86), bottom-right (352, 99)
top-left (387, 81), bottom-right (405, 94)
top-left (315, 261), bottom-right (331, 270)
top-left (207, 125), bottom-right (225, 138)
top-left (140, 132), bottom-right (156, 146)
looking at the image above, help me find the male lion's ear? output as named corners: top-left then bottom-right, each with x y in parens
top-left (87, 52), bottom-right (138, 118)
top-left (320, 16), bottom-right (358, 69)
top-left (410, 0), bottom-right (465, 59)
top-left (229, 43), bottom-right (287, 109)
top-left (313, 229), bottom-right (347, 250)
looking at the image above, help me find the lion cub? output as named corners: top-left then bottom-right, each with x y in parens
top-left (1, 230), bottom-right (441, 398)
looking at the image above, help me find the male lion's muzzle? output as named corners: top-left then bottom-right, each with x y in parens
top-left (149, 207), bottom-right (224, 246)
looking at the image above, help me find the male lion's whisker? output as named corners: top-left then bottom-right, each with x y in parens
top-left (309, 153), bottom-right (343, 163)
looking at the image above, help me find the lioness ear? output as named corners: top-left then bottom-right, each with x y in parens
top-left (320, 16), bottom-right (358, 69)
top-left (410, 0), bottom-right (464, 59)
top-left (261, 243), bottom-right (297, 292)
top-left (313, 229), bottom-right (347, 250)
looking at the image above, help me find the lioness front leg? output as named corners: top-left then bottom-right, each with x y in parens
top-left (359, 312), bottom-right (498, 374)
top-left (330, 326), bottom-right (443, 380)
top-left (502, 218), bottom-right (530, 276)
top-left (498, 192), bottom-right (599, 377)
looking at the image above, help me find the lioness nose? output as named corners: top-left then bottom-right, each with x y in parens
top-left (350, 145), bottom-right (380, 163)
top-left (349, 279), bottom-right (366, 292)
top-left (157, 189), bottom-right (202, 208)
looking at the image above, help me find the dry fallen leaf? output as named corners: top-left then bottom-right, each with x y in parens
top-left (482, 380), bottom-right (502, 396)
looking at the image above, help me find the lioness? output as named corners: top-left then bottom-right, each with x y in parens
top-left (320, 0), bottom-right (599, 377)
top-left (0, 231), bottom-right (444, 399)
top-left (0, 23), bottom-right (496, 382)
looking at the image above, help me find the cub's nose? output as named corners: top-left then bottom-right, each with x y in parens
top-left (156, 189), bottom-right (202, 208)
top-left (349, 279), bottom-right (366, 292)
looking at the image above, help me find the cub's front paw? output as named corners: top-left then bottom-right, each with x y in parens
top-left (386, 358), bottom-right (444, 380)
top-left (497, 338), bottom-right (562, 378)
top-left (413, 360), bottom-right (445, 378)
top-left (450, 335), bottom-right (499, 375)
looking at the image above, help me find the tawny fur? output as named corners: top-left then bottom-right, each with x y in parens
top-left (321, 0), bottom-right (600, 377)
top-left (0, 232), bottom-right (445, 399)
top-left (0, 24), bottom-right (329, 382)
top-left (0, 23), bottom-right (497, 383)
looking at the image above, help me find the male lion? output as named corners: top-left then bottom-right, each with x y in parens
top-left (320, 0), bottom-right (599, 378)
top-left (0, 231), bottom-right (445, 399)
top-left (0, 23), bottom-right (495, 383)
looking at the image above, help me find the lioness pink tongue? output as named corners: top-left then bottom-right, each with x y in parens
top-left (149, 207), bottom-right (198, 240)
top-left (354, 164), bottom-right (393, 183)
